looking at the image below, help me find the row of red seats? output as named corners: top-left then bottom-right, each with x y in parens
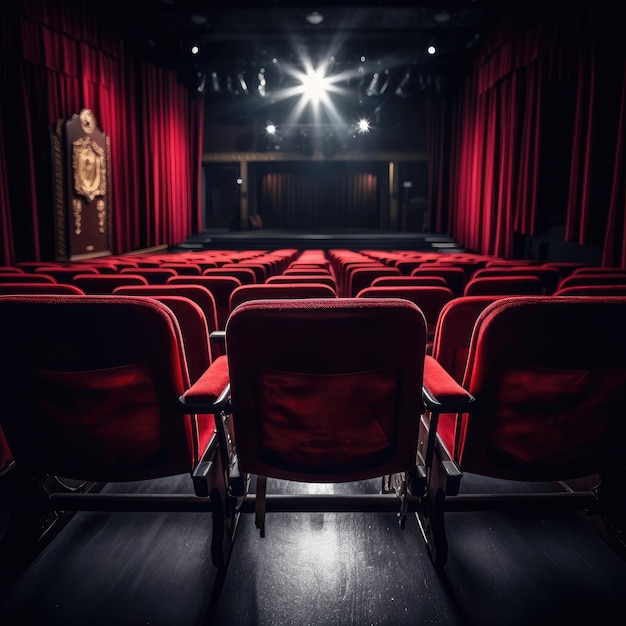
top-left (2, 290), bottom-right (624, 569)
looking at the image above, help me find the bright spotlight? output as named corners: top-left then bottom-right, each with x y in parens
top-left (300, 68), bottom-right (330, 104)
top-left (358, 119), bottom-right (370, 133)
top-left (427, 45), bottom-right (437, 56)
top-left (265, 123), bottom-right (277, 135)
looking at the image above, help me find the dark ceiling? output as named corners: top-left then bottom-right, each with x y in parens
top-left (121, 1), bottom-right (505, 144)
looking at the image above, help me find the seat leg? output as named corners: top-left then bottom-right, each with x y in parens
top-left (209, 480), bottom-right (239, 568)
top-left (416, 487), bottom-right (448, 568)
top-left (255, 475), bottom-right (267, 538)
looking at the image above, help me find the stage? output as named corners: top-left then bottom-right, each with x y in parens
top-left (171, 228), bottom-right (466, 253)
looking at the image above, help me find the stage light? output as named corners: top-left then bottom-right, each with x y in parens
top-left (427, 45), bottom-right (437, 56)
top-left (237, 73), bottom-right (249, 95)
top-left (358, 119), bottom-right (370, 133)
top-left (191, 45), bottom-right (199, 56)
top-left (265, 123), bottom-right (277, 135)
top-left (300, 68), bottom-right (331, 104)
top-left (257, 68), bottom-right (267, 97)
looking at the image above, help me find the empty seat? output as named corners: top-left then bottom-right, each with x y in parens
top-left (160, 262), bottom-right (203, 275)
top-left (202, 267), bottom-right (257, 285)
top-left (265, 274), bottom-right (337, 292)
top-left (356, 285), bottom-right (454, 346)
top-left (463, 274), bottom-right (544, 296)
top-left (553, 284), bottom-right (626, 296)
top-left (556, 272), bottom-right (626, 291)
top-left (430, 295), bottom-right (506, 383)
top-left (179, 298), bottom-right (465, 548)
top-left (112, 284), bottom-right (219, 336)
top-left (346, 266), bottom-right (402, 297)
top-left (167, 275), bottom-right (242, 331)
top-left (0, 294), bottom-right (231, 565)
top-left (0, 273), bottom-right (56, 284)
top-left (229, 283), bottom-right (336, 312)
top-left (0, 282), bottom-right (85, 295)
top-left (113, 283), bottom-right (221, 358)
top-left (410, 266), bottom-right (466, 296)
top-left (370, 275), bottom-right (449, 288)
top-left (119, 267), bottom-right (179, 284)
top-left (33, 266), bottom-right (99, 282)
top-left (72, 274), bottom-right (149, 294)
top-left (417, 296), bottom-right (626, 567)
top-left (469, 266), bottom-right (561, 293)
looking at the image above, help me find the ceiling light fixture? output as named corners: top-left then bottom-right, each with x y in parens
top-left (305, 11), bottom-right (324, 25)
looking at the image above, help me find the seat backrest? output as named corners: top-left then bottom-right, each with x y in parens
top-left (556, 272), bottom-right (626, 291)
top-left (265, 274), bottom-right (337, 292)
top-left (553, 284), bottom-right (626, 296)
top-left (160, 262), bottom-right (202, 275)
top-left (463, 274), bottom-right (544, 296)
top-left (202, 267), bottom-right (257, 285)
top-left (119, 267), bottom-right (179, 284)
top-left (356, 285), bottom-right (454, 340)
top-left (469, 266), bottom-right (561, 293)
top-left (0, 294), bottom-right (202, 483)
top-left (33, 266), bottom-right (99, 282)
top-left (410, 266), bottom-right (466, 296)
top-left (167, 275), bottom-right (242, 330)
top-left (72, 274), bottom-right (149, 294)
top-left (123, 294), bottom-right (212, 383)
top-left (0, 272), bottom-right (56, 283)
top-left (430, 295), bottom-right (505, 383)
top-left (229, 283), bottom-right (336, 312)
top-left (449, 296), bottom-right (626, 481)
top-left (346, 267), bottom-right (402, 297)
top-left (225, 298), bottom-right (427, 482)
top-left (113, 283), bottom-right (219, 334)
top-left (0, 282), bottom-right (85, 295)
top-left (370, 275), bottom-right (449, 288)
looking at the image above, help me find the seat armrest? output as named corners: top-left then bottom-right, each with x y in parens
top-left (179, 354), bottom-right (230, 412)
top-left (422, 355), bottom-right (474, 413)
top-left (210, 330), bottom-right (226, 345)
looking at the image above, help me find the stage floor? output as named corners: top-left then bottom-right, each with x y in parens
top-left (172, 229), bottom-right (466, 253)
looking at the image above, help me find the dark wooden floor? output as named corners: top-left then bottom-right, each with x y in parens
top-left (1, 472), bottom-right (625, 625)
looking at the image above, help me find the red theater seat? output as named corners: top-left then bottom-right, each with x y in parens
top-left (356, 285), bottom-right (454, 347)
top-left (265, 274), bottom-right (337, 292)
top-left (417, 296), bottom-right (626, 567)
top-left (179, 297), bottom-right (467, 547)
top-left (556, 272), bottom-right (626, 291)
top-left (463, 274), bottom-right (544, 296)
top-left (167, 275), bottom-right (242, 332)
top-left (0, 282), bottom-right (85, 295)
top-left (113, 283), bottom-right (221, 359)
top-left (0, 294), bottom-right (231, 565)
top-left (72, 273), bottom-right (149, 293)
top-left (229, 283), bottom-right (336, 312)
top-left (410, 266), bottom-right (466, 296)
top-left (0, 273), bottom-right (56, 284)
top-left (430, 295), bottom-right (506, 383)
top-left (119, 267), bottom-right (179, 284)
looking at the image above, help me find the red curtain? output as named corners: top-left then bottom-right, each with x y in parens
top-left (430, 2), bottom-right (626, 264)
top-left (0, 1), bottom-right (203, 264)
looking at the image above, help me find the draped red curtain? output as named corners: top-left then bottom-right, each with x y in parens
top-left (0, 1), bottom-right (204, 264)
top-left (429, 2), bottom-right (626, 263)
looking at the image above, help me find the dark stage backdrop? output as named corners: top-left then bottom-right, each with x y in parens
top-left (259, 163), bottom-right (383, 231)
